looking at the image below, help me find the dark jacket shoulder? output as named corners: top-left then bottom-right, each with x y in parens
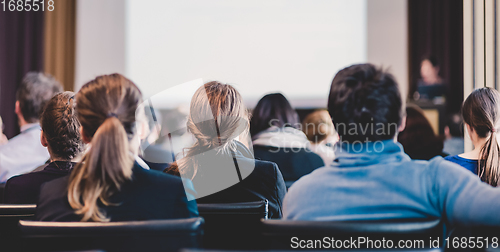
top-left (5, 162), bottom-right (74, 204)
top-left (253, 145), bottom-right (324, 181)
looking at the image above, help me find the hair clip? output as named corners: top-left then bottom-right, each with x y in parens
top-left (107, 112), bottom-right (118, 118)
top-left (67, 96), bottom-right (75, 105)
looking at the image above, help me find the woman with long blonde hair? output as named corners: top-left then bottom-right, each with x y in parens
top-left (166, 81), bottom-right (286, 218)
top-left (35, 73), bottom-right (197, 221)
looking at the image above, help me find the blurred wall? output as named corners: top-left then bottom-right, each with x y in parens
top-left (74, 0), bottom-right (126, 90)
top-left (74, 0), bottom-right (408, 100)
top-left (367, 0), bottom-right (408, 101)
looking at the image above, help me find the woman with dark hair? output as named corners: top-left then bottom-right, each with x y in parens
top-left (166, 82), bottom-right (286, 218)
top-left (35, 74), bottom-right (197, 222)
top-left (5, 92), bottom-right (84, 204)
top-left (398, 106), bottom-right (445, 160)
top-left (250, 93), bottom-right (324, 182)
top-left (445, 87), bottom-right (500, 186)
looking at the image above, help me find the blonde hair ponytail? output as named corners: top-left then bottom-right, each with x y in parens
top-left (68, 74), bottom-right (142, 222)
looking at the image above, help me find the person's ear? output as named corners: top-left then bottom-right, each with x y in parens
top-left (80, 126), bottom-right (91, 144)
top-left (15, 101), bottom-right (20, 116)
top-left (444, 126), bottom-right (450, 137)
top-left (398, 116), bottom-right (407, 132)
top-left (40, 130), bottom-right (49, 147)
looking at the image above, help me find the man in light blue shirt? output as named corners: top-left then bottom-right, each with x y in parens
top-left (0, 73), bottom-right (63, 182)
top-left (284, 64), bottom-right (500, 228)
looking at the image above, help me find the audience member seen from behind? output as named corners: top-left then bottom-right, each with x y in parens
top-left (5, 92), bottom-right (83, 204)
top-left (0, 73), bottom-right (63, 183)
top-left (284, 64), bottom-right (500, 229)
top-left (302, 110), bottom-right (338, 166)
top-left (398, 106), bottom-right (445, 160)
top-left (140, 106), bottom-right (175, 171)
top-left (35, 74), bottom-right (198, 222)
top-left (0, 116), bottom-right (8, 145)
top-left (166, 82), bottom-right (286, 218)
top-left (250, 93), bottom-right (324, 182)
top-left (445, 88), bottom-right (500, 186)
top-left (443, 113), bottom-right (464, 156)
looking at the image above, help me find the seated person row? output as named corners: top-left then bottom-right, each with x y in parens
top-left (302, 110), bottom-right (338, 166)
top-left (398, 106), bottom-right (446, 160)
top-left (250, 93), bottom-right (324, 181)
top-left (165, 82), bottom-right (286, 218)
top-left (5, 92), bottom-right (83, 204)
top-left (0, 73), bottom-right (63, 182)
top-left (446, 87), bottom-right (500, 186)
top-left (35, 74), bottom-right (198, 221)
top-left (284, 63), bottom-right (500, 229)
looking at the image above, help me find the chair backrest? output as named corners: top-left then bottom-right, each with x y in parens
top-left (0, 183), bottom-right (5, 203)
top-left (261, 218), bottom-right (443, 249)
top-left (0, 204), bottom-right (36, 234)
top-left (197, 200), bottom-right (268, 249)
top-left (19, 217), bottom-right (204, 252)
top-left (0, 204), bottom-right (36, 251)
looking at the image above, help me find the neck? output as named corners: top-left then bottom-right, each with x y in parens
top-left (423, 76), bottom-right (440, 84)
top-left (472, 137), bottom-right (489, 157)
top-left (18, 118), bottom-right (29, 128)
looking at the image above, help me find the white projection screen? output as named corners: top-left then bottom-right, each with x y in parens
top-left (126, 0), bottom-right (367, 108)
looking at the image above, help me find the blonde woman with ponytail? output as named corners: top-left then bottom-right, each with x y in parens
top-left (165, 81), bottom-right (286, 218)
top-left (35, 74), bottom-right (197, 222)
top-left (445, 87), bottom-right (500, 186)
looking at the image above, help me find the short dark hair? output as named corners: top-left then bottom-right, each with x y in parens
top-left (40, 92), bottom-right (83, 160)
top-left (16, 72), bottom-right (63, 123)
top-left (327, 64), bottom-right (403, 142)
top-left (250, 93), bottom-right (300, 137)
top-left (422, 55), bottom-right (439, 67)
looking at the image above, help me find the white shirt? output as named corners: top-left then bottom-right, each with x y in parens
top-left (0, 123), bottom-right (49, 182)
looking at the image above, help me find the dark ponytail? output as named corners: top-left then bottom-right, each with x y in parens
top-left (40, 92), bottom-right (83, 160)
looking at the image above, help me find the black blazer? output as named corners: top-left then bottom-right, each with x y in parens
top-left (4, 161), bottom-right (75, 204)
top-left (253, 145), bottom-right (324, 181)
top-left (168, 141), bottom-right (286, 218)
top-left (35, 162), bottom-right (198, 222)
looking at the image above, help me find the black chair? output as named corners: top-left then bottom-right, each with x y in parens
top-left (0, 204), bottom-right (36, 251)
top-left (0, 183), bottom-right (5, 203)
top-left (197, 200), bottom-right (268, 249)
top-left (261, 218), bottom-right (443, 249)
top-left (19, 217), bottom-right (204, 252)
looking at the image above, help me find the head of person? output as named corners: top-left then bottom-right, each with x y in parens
top-left (420, 56), bottom-right (440, 84)
top-left (167, 81), bottom-right (249, 179)
top-left (328, 64), bottom-right (403, 143)
top-left (250, 93), bottom-right (300, 137)
top-left (16, 72), bottom-right (63, 126)
top-left (462, 87), bottom-right (500, 186)
top-left (40, 92), bottom-right (84, 162)
top-left (397, 106), bottom-right (444, 160)
top-left (69, 73), bottom-right (144, 222)
top-left (445, 113), bottom-right (464, 139)
top-left (302, 110), bottom-right (336, 144)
